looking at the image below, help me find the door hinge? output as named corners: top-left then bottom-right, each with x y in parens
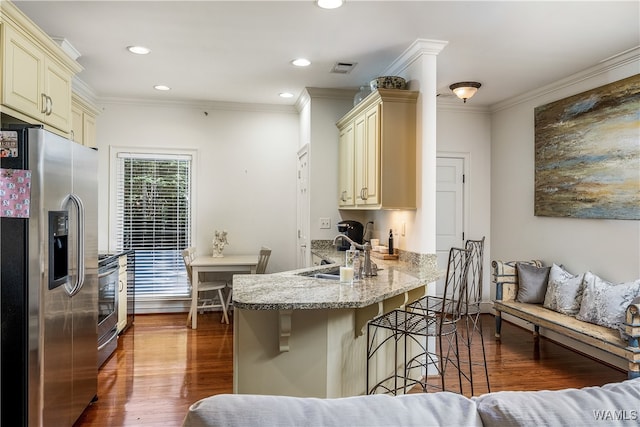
top-left (462, 174), bottom-right (466, 184)
top-left (462, 231), bottom-right (465, 241)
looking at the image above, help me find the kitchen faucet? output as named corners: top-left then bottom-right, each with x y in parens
top-left (332, 234), bottom-right (377, 277)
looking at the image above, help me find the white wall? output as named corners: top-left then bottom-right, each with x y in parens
top-left (306, 91), bottom-right (354, 241)
top-left (437, 103), bottom-right (492, 300)
top-left (96, 100), bottom-right (300, 273)
top-left (490, 50), bottom-right (640, 284)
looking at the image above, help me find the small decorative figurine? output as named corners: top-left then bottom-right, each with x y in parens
top-left (212, 230), bottom-right (229, 257)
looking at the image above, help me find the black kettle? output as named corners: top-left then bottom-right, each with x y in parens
top-left (336, 220), bottom-right (364, 251)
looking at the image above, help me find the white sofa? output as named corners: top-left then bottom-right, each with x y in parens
top-left (182, 378), bottom-right (640, 427)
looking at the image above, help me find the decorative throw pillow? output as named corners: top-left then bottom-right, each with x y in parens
top-left (543, 264), bottom-right (585, 316)
top-left (516, 263), bottom-right (551, 304)
top-left (576, 272), bottom-right (640, 330)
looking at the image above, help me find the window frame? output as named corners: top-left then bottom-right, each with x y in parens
top-left (109, 146), bottom-right (198, 311)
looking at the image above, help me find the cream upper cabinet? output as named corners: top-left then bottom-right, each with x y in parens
top-left (354, 104), bottom-right (381, 206)
top-left (42, 56), bottom-right (73, 132)
top-left (71, 103), bottom-right (83, 142)
top-left (2, 23), bottom-right (45, 119)
top-left (338, 121), bottom-right (355, 207)
top-left (71, 93), bottom-right (99, 148)
top-left (336, 89), bottom-right (418, 210)
top-left (1, 1), bottom-right (82, 135)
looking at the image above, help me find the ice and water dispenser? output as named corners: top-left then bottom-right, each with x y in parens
top-left (48, 211), bottom-right (69, 289)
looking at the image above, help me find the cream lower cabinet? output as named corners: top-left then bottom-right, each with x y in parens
top-left (336, 89), bottom-right (418, 210)
top-left (1, 1), bottom-right (82, 134)
top-left (117, 255), bottom-right (128, 333)
top-left (71, 94), bottom-right (98, 148)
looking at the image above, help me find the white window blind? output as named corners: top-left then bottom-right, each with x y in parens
top-left (115, 152), bottom-right (192, 299)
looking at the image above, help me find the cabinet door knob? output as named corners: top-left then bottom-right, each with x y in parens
top-left (361, 187), bottom-right (368, 200)
top-left (46, 96), bottom-right (53, 115)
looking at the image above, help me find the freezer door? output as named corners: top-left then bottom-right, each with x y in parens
top-left (28, 129), bottom-right (98, 426)
top-left (30, 128), bottom-right (75, 427)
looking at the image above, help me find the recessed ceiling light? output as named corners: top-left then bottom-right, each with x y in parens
top-left (279, 92), bottom-right (294, 98)
top-left (127, 45), bottom-right (151, 55)
top-left (316, 0), bottom-right (344, 9)
top-left (154, 85), bottom-right (171, 91)
top-left (291, 58), bottom-right (311, 67)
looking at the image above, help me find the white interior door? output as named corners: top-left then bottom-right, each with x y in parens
top-left (296, 145), bottom-right (310, 268)
top-left (435, 156), bottom-right (465, 295)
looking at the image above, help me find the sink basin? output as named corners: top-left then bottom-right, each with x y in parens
top-left (299, 266), bottom-right (341, 280)
top-left (313, 273), bottom-right (340, 280)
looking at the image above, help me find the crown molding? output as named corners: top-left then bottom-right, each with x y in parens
top-left (72, 77), bottom-right (99, 105)
top-left (437, 97), bottom-right (490, 114)
top-left (490, 46), bottom-right (640, 113)
top-left (383, 38), bottom-right (449, 77)
top-left (97, 96), bottom-right (298, 114)
top-left (296, 87), bottom-right (356, 112)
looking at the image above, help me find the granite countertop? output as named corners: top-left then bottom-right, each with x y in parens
top-left (232, 247), bottom-right (442, 311)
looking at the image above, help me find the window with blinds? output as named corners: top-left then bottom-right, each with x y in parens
top-left (114, 152), bottom-right (192, 299)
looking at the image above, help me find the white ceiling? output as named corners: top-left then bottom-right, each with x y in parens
top-left (13, 1), bottom-right (640, 108)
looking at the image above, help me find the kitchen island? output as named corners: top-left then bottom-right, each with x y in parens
top-left (232, 249), bottom-right (442, 398)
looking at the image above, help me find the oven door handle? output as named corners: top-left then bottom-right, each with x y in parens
top-left (98, 266), bottom-right (119, 279)
top-left (98, 329), bottom-right (119, 351)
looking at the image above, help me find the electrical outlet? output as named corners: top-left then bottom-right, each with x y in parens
top-left (319, 218), bottom-right (331, 229)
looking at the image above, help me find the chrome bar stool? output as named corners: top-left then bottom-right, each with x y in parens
top-left (366, 246), bottom-right (472, 395)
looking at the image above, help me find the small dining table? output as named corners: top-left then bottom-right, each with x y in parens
top-left (189, 254), bottom-right (259, 329)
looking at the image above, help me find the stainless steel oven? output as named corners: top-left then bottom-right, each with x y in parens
top-left (97, 255), bottom-right (119, 367)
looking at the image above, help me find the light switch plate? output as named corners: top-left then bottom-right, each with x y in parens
top-left (320, 218), bottom-right (331, 229)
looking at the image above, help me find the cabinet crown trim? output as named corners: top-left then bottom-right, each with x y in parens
top-left (337, 89), bottom-right (418, 127)
top-left (1, 0), bottom-right (83, 74)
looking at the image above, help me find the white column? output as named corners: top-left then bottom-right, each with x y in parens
top-left (386, 39), bottom-right (447, 254)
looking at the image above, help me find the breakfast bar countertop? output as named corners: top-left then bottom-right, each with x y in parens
top-left (233, 247), bottom-right (443, 398)
top-left (232, 248), bottom-right (442, 311)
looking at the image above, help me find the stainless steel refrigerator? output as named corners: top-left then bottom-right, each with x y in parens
top-left (1, 126), bottom-right (98, 426)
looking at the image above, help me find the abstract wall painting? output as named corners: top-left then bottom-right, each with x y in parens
top-left (534, 74), bottom-right (640, 220)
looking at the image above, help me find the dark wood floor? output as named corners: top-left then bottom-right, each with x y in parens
top-left (74, 313), bottom-right (626, 426)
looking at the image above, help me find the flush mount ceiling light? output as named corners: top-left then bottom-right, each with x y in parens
top-left (291, 58), bottom-right (311, 67)
top-left (316, 0), bottom-right (344, 9)
top-left (127, 45), bottom-right (151, 55)
top-left (279, 92), bottom-right (294, 98)
top-left (154, 85), bottom-right (171, 91)
top-left (449, 82), bottom-right (481, 103)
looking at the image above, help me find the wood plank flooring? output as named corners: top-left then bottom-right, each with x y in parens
top-left (74, 313), bottom-right (626, 426)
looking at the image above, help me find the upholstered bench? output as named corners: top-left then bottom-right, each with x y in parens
top-left (492, 260), bottom-right (640, 379)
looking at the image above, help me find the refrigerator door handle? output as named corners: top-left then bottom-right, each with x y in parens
top-left (65, 194), bottom-right (86, 296)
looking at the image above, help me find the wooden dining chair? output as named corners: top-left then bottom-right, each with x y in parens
top-left (256, 246), bottom-right (272, 274)
top-left (225, 246), bottom-right (271, 317)
top-left (183, 247), bottom-right (229, 324)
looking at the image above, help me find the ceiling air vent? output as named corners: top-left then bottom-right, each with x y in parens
top-left (331, 61), bottom-right (357, 74)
